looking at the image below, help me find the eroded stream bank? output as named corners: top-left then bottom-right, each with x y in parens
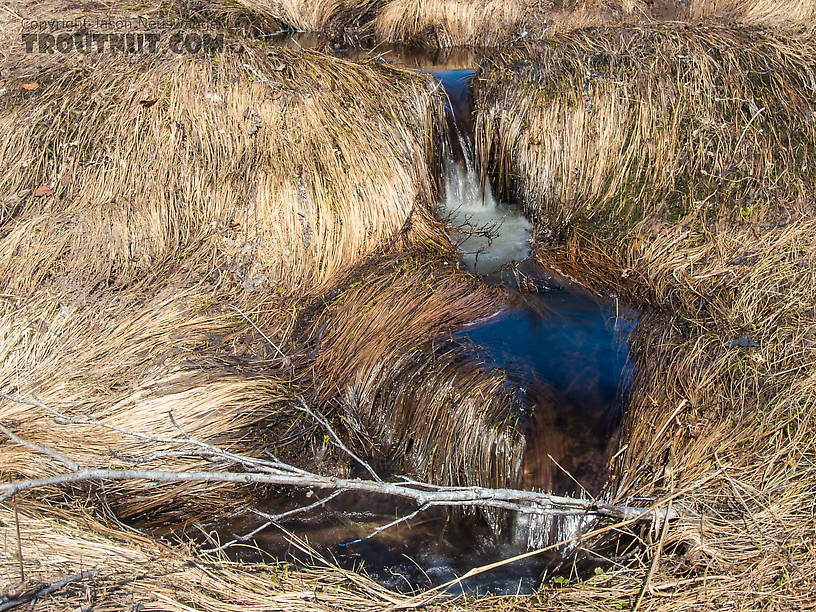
top-left (206, 47), bottom-right (638, 594)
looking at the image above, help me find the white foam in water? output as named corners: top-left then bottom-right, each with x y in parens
top-left (439, 132), bottom-right (532, 276)
top-left (513, 495), bottom-right (596, 552)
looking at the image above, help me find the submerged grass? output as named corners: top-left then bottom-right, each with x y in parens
top-left (474, 23), bottom-right (816, 608)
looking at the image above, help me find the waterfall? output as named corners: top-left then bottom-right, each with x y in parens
top-left (434, 71), bottom-right (532, 278)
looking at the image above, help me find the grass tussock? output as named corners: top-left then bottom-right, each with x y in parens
top-left (474, 23), bottom-right (816, 608)
top-left (476, 24), bottom-right (816, 231)
top-left (0, 26), bottom-right (532, 550)
top-left (0, 42), bottom-right (443, 296)
top-left (0, 265), bottom-right (301, 522)
top-left (203, 0), bottom-right (380, 39)
top-left (683, 0), bottom-right (816, 31)
top-left (0, 504), bottom-right (403, 611)
top-left (372, 0), bottom-right (525, 48)
top-left (200, 0), bottom-right (816, 49)
top-left (0, 30), bottom-right (475, 526)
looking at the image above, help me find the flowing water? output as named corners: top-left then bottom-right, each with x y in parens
top-left (207, 40), bottom-right (637, 595)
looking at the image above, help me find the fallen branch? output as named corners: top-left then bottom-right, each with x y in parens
top-left (0, 466), bottom-right (674, 522)
top-left (0, 392), bottom-right (679, 542)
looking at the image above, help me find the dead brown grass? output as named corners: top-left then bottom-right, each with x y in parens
top-left (0, 503), bottom-right (410, 611)
top-left (299, 256), bottom-right (527, 490)
top-left (0, 29), bottom-right (462, 523)
top-left (0, 20), bottom-right (541, 607)
top-left (5, 2), bottom-right (816, 609)
top-left (477, 24), bottom-right (816, 230)
top-left (684, 0), bottom-right (816, 31)
top-left (474, 23), bottom-right (816, 609)
top-left (203, 0), bottom-right (816, 49)
top-left (0, 40), bottom-right (443, 296)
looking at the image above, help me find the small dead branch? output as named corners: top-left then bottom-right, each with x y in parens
top-left (0, 570), bottom-right (99, 611)
top-left (203, 489), bottom-right (345, 553)
top-left (294, 397), bottom-right (382, 482)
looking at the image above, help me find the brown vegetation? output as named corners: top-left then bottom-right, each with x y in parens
top-left (0, 17), bottom-right (543, 608)
top-left (208, 0), bottom-right (816, 48)
top-left (475, 23), bottom-right (816, 608)
top-left (3, 0), bottom-right (816, 608)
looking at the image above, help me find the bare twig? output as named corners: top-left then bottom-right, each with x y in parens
top-left (202, 490), bottom-right (345, 553)
top-left (229, 305), bottom-right (289, 362)
top-left (0, 466), bottom-right (672, 523)
top-left (633, 499), bottom-right (672, 611)
top-left (294, 397), bottom-right (382, 482)
top-left (340, 504), bottom-right (431, 547)
top-left (10, 477), bottom-right (23, 583)
top-left (0, 570), bottom-right (100, 611)
top-left (0, 423), bottom-right (79, 471)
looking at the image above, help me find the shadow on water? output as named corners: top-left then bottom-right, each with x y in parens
top-left (206, 37), bottom-right (638, 596)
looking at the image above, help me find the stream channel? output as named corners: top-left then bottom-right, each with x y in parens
top-left (212, 39), bottom-right (637, 596)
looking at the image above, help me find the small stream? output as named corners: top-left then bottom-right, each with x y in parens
top-left (210, 40), bottom-right (637, 595)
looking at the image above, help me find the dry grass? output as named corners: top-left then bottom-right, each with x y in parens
top-left (474, 23), bottom-right (816, 608)
top-left (372, 0), bottom-right (526, 48)
top-left (204, 0), bottom-right (379, 38)
top-left (203, 0), bottom-right (816, 49)
top-left (300, 256), bottom-right (527, 490)
top-left (4, 2), bottom-right (816, 609)
top-left (0, 19), bottom-right (540, 606)
top-left (0, 27), bottom-right (459, 522)
top-left (476, 24), bottom-right (816, 230)
top-left (683, 0), bottom-right (816, 31)
top-left (0, 40), bottom-right (443, 296)
top-left (0, 503), bottom-right (409, 611)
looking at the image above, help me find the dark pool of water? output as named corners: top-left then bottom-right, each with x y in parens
top-left (458, 281), bottom-right (636, 496)
top-left (211, 281), bottom-right (634, 594)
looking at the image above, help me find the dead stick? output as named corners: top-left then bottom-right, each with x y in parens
top-left (0, 570), bottom-right (99, 611)
top-left (633, 498), bottom-right (672, 611)
top-left (11, 477), bottom-right (23, 583)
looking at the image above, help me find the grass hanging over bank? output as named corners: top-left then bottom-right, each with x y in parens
top-left (297, 256), bottom-right (527, 491)
top-left (0, 39), bottom-right (484, 521)
top-left (475, 24), bottom-right (816, 231)
top-left (474, 23), bottom-right (816, 608)
top-left (0, 44), bottom-right (444, 296)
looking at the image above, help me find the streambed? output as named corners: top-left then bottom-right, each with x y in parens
top-left (209, 39), bottom-right (637, 595)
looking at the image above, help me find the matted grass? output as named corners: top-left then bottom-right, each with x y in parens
top-left (199, 0), bottom-right (816, 48)
top-left (474, 23), bottom-right (816, 608)
top-left (372, 0), bottom-right (646, 47)
top-left (4, 2), bottom-right (816, 609)
top-left (0, 41), bottom-right (444, 296)
top-left (298, 256), bottom-right (527, 491)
